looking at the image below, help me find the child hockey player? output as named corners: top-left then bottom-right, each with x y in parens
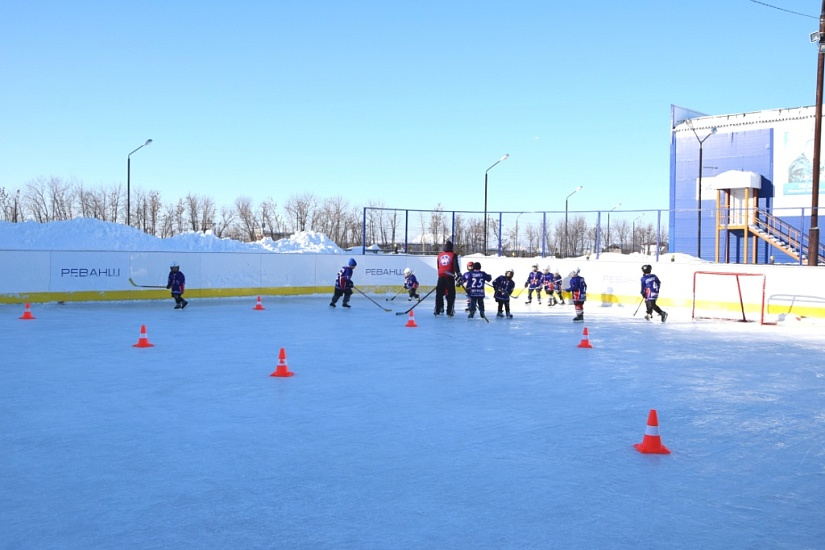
top-left (459, 260), bottom-right (474, 311)
top-left (541, 266), bottom-right (556, 306)
top-left (466, 262), bottom-right (492, 319)
top-left (166, 262), bottom-right (188, 309)
top-left (565, 268), bottom-right (587, 322)
top-left (524, 263), bottom-right (543, 304)
top-left (330, 258), bottom-right (357, 308)
top-left (403, 268), bottom-right (420, 301)
top-left (552, 271), bottom-right (565, 305)
top-left (493, 268), bottom-right (516, 318)
top-left (641, 264), bottom-right (668, 322)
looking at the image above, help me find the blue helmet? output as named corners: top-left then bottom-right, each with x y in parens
top-left (348, 258), bottom-right (357, 267)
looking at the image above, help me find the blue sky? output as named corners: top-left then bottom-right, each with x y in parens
top-left (1, 1), bottom-right (820, 215)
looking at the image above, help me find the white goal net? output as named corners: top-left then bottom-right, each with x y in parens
top-left (692, 271), bottom-right (768, 324)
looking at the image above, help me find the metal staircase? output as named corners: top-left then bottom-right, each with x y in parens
top-left (748, 210), bottom-right (825, 264)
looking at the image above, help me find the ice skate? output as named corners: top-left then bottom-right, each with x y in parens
top-left (180, 300), bottom-right (188, 310)
top-left (661, 311), bottom-right (668, 323)
top-left (506, 313), bottom-right (513, 319)
top-left (644, 314), bottom-right (651, 321)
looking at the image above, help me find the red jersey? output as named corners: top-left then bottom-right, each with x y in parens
top-left (437, 251), bottom-right (458, 278)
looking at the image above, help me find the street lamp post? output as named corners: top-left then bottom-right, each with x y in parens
top-left (687, 123), bottom-right (717, 259)
top-left (606, 202), bottom-right (621, 252)
top-left (809, 1), bottom-right (825, 265)
top-left (483, 154), bottom-right (509, 255)
top-left (632, 213), bottom-right (645, 254)
top-left (564, 186), bottom-right (583, 257)
top-left (514, 212), bottom-right (524, 257)
top-left (127, 139), bottom-right (153, 227)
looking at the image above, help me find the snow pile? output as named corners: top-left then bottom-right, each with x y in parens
top-left (258, 230), bottom-right (344, 254)
top-left (0, 218), bottom-right (344, 253)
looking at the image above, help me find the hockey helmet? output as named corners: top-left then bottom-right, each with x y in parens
top-left (170, 262), bottom-right (179, 270)
top-left (467, 261), bottom-right (474, 269)
top-left (641, 264), bottom-right (652, 274)
top-left (473, 262), bottom-right (481, 270)
top-left (348, 258), bottom-right (358, 267)
top-left (403, 268), bottom-right (411, 276)
top-left (543, 265), bottom-right (551, 272)
top-left (505, 268), bottom-right (514, 277)
top-left (531, 263), bottom-right (539, 269)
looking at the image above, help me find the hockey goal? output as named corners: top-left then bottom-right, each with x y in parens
top-left (691, 271), bottom-right (768, 324)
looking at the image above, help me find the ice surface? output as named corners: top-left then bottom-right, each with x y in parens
top-left (1, 296), bottom-right (824, 549)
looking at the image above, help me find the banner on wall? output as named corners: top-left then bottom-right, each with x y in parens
top-left (774, 118), bottom-right (825, 209)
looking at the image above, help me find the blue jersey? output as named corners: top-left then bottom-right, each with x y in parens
top-left (335, 265), bottom-right (354, 290)
top-left (465, 271), bottom-right (492, 298)
top-left (492, 275), bottom-right (515, 301)
top-left (541, 272), bottom-right (554, 291)
top-left (552, 273), bottom-right (563, 292)
top-left (404, 274), bottom-right (419, 290)
top-left (566, 275), bottom-right (587, 302)
top-left (526, 270), bottom-right (543, 289)
top-left (167, 271), bottom-right (185, 294)
top-left (641, 273), bottom-right (661, 300)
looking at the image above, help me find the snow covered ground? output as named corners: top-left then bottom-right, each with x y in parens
top-left (2, 293), bottom-right (824, 549)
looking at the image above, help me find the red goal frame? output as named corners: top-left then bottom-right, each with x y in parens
top-left (691, 271), bottom-right (768, 325)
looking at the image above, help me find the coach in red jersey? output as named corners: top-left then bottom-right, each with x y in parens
top-left (435, 240), bottom-right (462, 316)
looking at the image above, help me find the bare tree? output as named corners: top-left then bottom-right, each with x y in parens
top-left (284, 192), bottom-right (317, 232)
top-left (613, 219), bottom-right (631, 253)
top-left (212, 205), bottom-right (236, 238)
top-left (260, 197), bottom-right (283, 238)
top-left (235, 196), bottom-right (258, 241)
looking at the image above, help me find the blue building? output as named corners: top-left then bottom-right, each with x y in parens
top-left (670, 104), bottom-right (824, 264)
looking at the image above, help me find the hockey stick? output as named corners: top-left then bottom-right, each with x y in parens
top-left (128, 277), bottom-right (167, 289)
top-left (395, 287), bottom-right (436, 315)
top-left (633, 297), bottom-right (644, 316)
top-left (352, 286), bottom-right (392, 311)
top-left (386, 288), bottom-right (406, 301)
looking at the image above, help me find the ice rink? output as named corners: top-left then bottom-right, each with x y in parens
top-left (2, 295), bottom-right (824, 549)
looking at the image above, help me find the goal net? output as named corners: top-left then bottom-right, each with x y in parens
top-left (692, 271), bottom-right (767, 324)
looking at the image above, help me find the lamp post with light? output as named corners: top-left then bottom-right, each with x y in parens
top-left (564, 186), bottom-right (583, 257)
top-left (687, 123), bottom-right (716, 259)
top-left (127, 139), bottom-right (153, 227)
top-left (483, 154), bottom-right (509, 255)
top-left (606, 202), bottom-right (621, 252)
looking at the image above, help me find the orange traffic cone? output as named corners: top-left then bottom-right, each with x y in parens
top-left (405, 310), bottom-right (418, 328)
top-left (270, 347), bottom-right (294, 377)
top-left (19, 303), bottom-right (35, 320)
top-left (577, 326), bottom-right (593, 348)
top-left (132, 324), bottom-right (154, 348)
top-left (634, 409), bottom-right (671, 454)
top-left (253, 296), bottom-right (265, 310)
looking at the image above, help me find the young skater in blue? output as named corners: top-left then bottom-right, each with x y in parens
top-left (541, 266), bottom-right (556, 307)
top-left (466, 262), bottom-right (492, 319)
top-left (492, 268), bottom-right (516, 318)
top-left (524, 263), bottom-right (543, 304)
top-left (167, 262), bottom-right (188, 309)
top-left (565, 268), bottom-right (587, 322)
top-left (403, 268), bottom-right (420, 301)
top-left (641, 264), bottom-right (668, 322)
top-left (552, 271), bottom-right (565, 305)
top-left (330, 258), bottom-right (357, 308)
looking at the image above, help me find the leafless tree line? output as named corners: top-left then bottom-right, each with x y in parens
top-left (0, 178), bottom-right (367, 247)
top-left (1, 177), bottom-right (667, 254)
